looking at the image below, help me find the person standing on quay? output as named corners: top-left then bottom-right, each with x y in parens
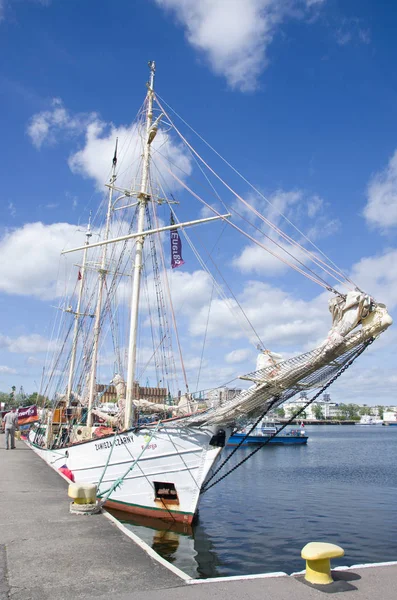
top-left (3, 408), bottom-right (19, 450)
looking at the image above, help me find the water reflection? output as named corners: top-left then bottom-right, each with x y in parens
top-left (111, 426), bottom-right (397, 579)
top-left (108, 509), bottom-right (221, 578)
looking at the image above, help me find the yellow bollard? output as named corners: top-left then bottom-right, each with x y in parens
top-left (301, 542), bottom-right (344, 585)
top-left (68, 483), bottom-right (97, 505)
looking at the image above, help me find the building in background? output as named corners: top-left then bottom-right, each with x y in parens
top-left (207, 387), bottom-right (242, 409)
top-left (283, 392), bottom-right (339, 420)
top-left (383, 411), bottom-right (397, 425)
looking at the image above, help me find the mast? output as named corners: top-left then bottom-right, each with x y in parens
top-left (86, 141), bottom-right (118, 427)
top-left (66, 218), bottom-right (92, 405)
top-left (124, 61), bottom-right (156, 429)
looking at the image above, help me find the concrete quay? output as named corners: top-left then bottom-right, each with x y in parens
top-left (1, 439), bottom-right (396, 600)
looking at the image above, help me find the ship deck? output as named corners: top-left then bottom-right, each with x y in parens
top-left (1, 438), bottom-right (396, 599)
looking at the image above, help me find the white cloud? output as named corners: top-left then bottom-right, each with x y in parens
top-left (263, 189), bottom-right (302, 225)
top-left (0, 222), bottom-right (85, 299)
top-left (0, 217), bottom-right (142, 303)
top-left (26, 356), bottom-right (44, 366)
top-left (167, 248), bottom-right (397, 357)
top-left (164, 259), bottom-right (396, 397)
top-left (154, 0), bottom-right (326, 91)
top-left (1, 0), bottom-right (51, 23)
top-left (331, 365), bottom-right (397, 405)
top-left (231, 189), bottom-right (337, 276)
top-left (0, 333), bottom-right (58, 354)
top-left (69, 119), bottom-right (192, 191)
top-left (335, 17), bottom-right (371, 47)
top-left (8, 201), bottom-right (16, 217)
top-left (307, 195), bottom-right (322, 218)
top-left (232, 240), bottom-right (309, 276)
top-left (167, 269), bottom-right (328, 349)
top-left (28, 98), bottom-right (192, 191)
top-left (27, 98), bottom-right (97, 149)
top-left (364, 150), bottom-right (397, 229)
top-left (199, 203), bottom-right (222, 218)
top-left (0, 365), bottom-right (17, 374)
top-left (168, 269), bottom-right (214, 314)
top-left (350, 248), bottom-right (397, 310)
top-left (198, 280), bottom-right (327, 347)
top-left (225, 348), bottom-right (253, 364)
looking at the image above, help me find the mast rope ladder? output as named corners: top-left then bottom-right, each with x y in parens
top-left (200, 337), bottom-right (374, 495)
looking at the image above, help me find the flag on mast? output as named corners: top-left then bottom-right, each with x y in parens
top-left (170, 213), bottom-right (185, 269)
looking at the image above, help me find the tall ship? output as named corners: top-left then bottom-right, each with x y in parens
top-left (28, 62), bottom-right (392, 524)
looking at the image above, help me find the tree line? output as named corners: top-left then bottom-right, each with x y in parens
top-left (0, 387), bottom-right (50, 410)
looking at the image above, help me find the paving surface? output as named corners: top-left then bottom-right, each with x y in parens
top-left (1, 438), bottom-right (396, 599)
top-left (0, 440), bottom-right (182, 599)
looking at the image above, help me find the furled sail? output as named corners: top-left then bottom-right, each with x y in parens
top-left (188, 293), bottom-right (392, 426)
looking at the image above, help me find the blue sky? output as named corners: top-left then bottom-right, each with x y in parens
top-left (0, 0), bottom-right (396, 405)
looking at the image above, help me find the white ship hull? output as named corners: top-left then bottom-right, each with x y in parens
top-left (28, 424), bottom-right (228, 523)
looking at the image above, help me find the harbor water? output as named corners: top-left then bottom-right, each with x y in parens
top-left (112, 425), bottom-right (397, 578)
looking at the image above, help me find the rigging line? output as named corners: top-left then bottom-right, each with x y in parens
top-left (103, 279), bottom-right (122, 375)
top-left (54, 305), bottom-right (91, 397)
top-left (43, 320), bottom-right (75, 398)
top-left (149, 159), bottom-right (267, 349)
top-left (201, 337), bottom-right (374, 494)
top-left (168, 198), bottom-right (266, 349)
top-left (195, 280), bottom-right (214, 392)
top-left (46, 316), bottom-right (77, 399)
top-left (153, 143), bottom-right (351, 293)
top-left (96, 209), bottom-right (139, 378)
top-left (194, 377), bottom-right (240, 399)
top-left (181, 148), bottom-right (350, 292)
top-left (137, 334), bottom-right (167, 380)
top-left (70, 236), bottom-right (127, 399)
top-left (155, 93), bottom-right (359, 291)
top-left (163, 159), bottom-right (270, 349)
top-left (204, 395), bottom-right (281, 487)
top-left (163, 427), bottom-right (202, 490)
top-left (155, 100), bottom-right (353, 291)
top-left (111, 428), bottom-right (178, 523)
top-left (44, 257), bottom-right (67, 391)
top-left (147, 204), bottom-right (171, 383)
top-left (142, 266), bottom-right (162, 384)
top-left (148, 171), bottom-right (196, 391)
top-left (175, 219), bottom-right (264, 348)
top-left (97, 422), bottom-right (162, 504)
top-left (228, 204), bottom-right (350, 291)
top-left (155, 134), bottom-right (347, 293)
top-left (145, 206), bottom-right (168, 387)
top-left (156, 154), bottom-right (333, 291)
top-left (106, 99), bottom-right (147, 186)
top-left (148, 187), bottom-right (190, 394)
top-left (177, 216), bottom-right (268, 350)
top-left (154, 151), bottom-right (331, 294)
top-left (174, 129), bottom-right (351, 294)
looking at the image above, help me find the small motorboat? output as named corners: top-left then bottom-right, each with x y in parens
top-left (227, 421), bottom-right (308, 446)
